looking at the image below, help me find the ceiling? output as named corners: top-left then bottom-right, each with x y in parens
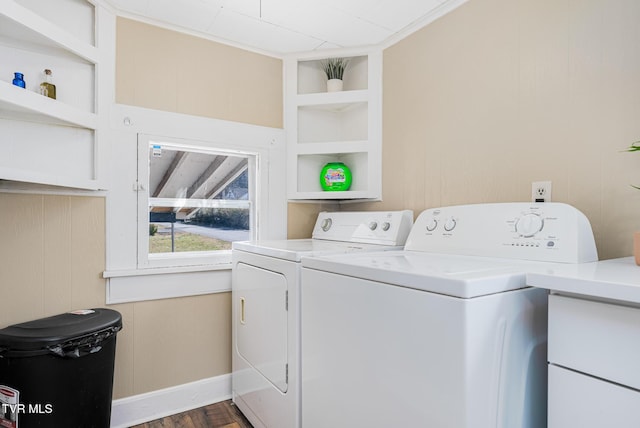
top-left (105, 0), bottom-right (466, 56)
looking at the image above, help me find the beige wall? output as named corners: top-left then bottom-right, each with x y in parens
top-left (115, 17), bottom-right (283, 128)
top-left (351, 0), bottom-right (640, 260)
top-left (0, 195), bottom-right (106, 327)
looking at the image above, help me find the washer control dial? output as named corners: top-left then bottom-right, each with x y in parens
top-left (321, 218), bottom-right (332, 232)
top-left (426, 219), bottom-right (438, 232)
top-left (515, 213), bottom-right (543, 237)
top-left (369, 221), bottom-right (378, 231)
top-left (444, 218), bottom-right (457, 232)
top-left (381, 222), bottom-right (391, 231)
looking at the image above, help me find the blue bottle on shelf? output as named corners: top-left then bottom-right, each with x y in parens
top-left (12, 72), bottom-right (26, 88)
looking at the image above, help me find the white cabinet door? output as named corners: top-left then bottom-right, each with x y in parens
top-left (549, 365), bottom-right (640, 428)
top-left (549, 294), bottom-right (640, 390)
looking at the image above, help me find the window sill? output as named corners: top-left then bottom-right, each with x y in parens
top-left (104, 263), bottom-right (233, 304)
top-left (103, 263), bottom-right (231, 278)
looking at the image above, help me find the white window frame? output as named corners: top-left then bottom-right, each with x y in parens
top-left (104, 104), bottom-right (286, 303)
top-left (137, 135), bottom-right (258, 269)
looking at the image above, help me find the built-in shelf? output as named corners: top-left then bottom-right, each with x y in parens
top-left (295, 141), bottom-right (369, 155)
top-left (286, 50), bottom-right (382, 201)
top-left (0, 80), bottom-right (97, 129)
top-left (291, 190), bottom-right (375, 201)
top-left (0, 166), bottom-right (99, 190)
top-left (296, 89), bottom-right (369, 107)
top-left (296, 152), bottom-right (371, 196)
top-left (0, 0), bottom-right (103, 190)
top-left (298, 101), bottom-right (368, 144)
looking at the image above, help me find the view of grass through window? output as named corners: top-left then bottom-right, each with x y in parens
top-left (149, 229), bottom-right (231, 253)
top-left (148, 207), bottom-right (249, 253)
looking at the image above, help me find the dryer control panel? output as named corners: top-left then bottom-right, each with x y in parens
top-left (312, 210), bottom-right (414, 246)
top-left (405, 203), bottom-right (597, 263)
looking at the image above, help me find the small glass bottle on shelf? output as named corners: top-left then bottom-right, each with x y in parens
top-left (12, 72), bottom-right (26, 88)
top-left (39, 69), bottom-right (56, 99)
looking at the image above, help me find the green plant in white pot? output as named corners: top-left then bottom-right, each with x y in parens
top-left (321, 57), bottom-right (349, 92)
top-left (626, 141), bottom-right (640, 189)
top-left (626, 141), bottom-right (640, 264)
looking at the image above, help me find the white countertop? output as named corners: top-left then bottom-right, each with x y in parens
top-left (527, 257), bottom-right (640, 304)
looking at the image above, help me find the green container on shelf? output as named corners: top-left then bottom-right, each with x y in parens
top-left (320, 162), bottom-right (352, 191)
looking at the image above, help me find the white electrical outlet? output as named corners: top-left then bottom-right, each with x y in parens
top-left (532, 181), bottom-right (552, 202)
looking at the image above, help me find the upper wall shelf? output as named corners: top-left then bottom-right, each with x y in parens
top-left (0, 0), bottom-right (104, 191)
top-left (0, 80), bottom-right (97, 129)
top-left (286, 50), bottom-right (382, 202)
top-left (296, 89), bottom-right (369, 107)
top-left (297, 55), bottom-right (369, 95)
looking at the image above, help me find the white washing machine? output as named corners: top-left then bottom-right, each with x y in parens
top-left (231, 210), bottom-right (413, 428)
top-left (301, 202), bottom-right (598, 428)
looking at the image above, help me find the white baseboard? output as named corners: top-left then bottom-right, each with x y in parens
top-left (110, 374), bottom-right (231, 428)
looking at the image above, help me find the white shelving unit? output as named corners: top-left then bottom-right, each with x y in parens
top-left (285, 49), bottom-right (382, 201)
top-left (0, 0), bottom-right (107, 190)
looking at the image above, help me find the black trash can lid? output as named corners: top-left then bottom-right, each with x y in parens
top-left (0, 308), bottom-right (122, 351)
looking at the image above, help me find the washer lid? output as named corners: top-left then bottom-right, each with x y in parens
top-left (233, 239), bottom-right (401, 262)
top-left (301, 251), bottom-right (556, 298)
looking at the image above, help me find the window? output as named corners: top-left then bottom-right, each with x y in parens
top-left (138, 136), bottom-right (257, 268)
top-left (104, 105), bottom-right (286, 303)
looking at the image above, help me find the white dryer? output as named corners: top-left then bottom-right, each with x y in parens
top-left (300, 203), bottom-right (597, 428)
top-left (231, 210), bottom-right (413, 428)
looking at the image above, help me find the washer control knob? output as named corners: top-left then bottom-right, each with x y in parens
top-left (426, 219), bottom-right (438, 232)
top-left (515, 213), bottom-right (543, 237)
top-left (321, 218), bottom-right (332, 232)
top-left (369, 221), bottom-right (378, 231)
top-left (444, 218), bottom-right (457, 232)
top-left (381, 222), bottom-right (391, 231)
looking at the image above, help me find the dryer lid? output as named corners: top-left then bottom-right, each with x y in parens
top-left (233, 239), bottom-right (400, 262)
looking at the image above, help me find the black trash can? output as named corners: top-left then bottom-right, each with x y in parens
top-left (0, 308), bottom-right (122, 428)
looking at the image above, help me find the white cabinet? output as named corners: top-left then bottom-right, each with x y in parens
top-left (285, 50), bottom-right (382, 201)
top-left (0, 0), bottom-right (110, 190)
top-left (527, 258), bottom-right (640, 426)
top-left (547, 294), bottom-right (640, 427)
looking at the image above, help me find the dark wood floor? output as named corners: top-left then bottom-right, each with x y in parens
top-left (130, 399), bottom-right (253, 428)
